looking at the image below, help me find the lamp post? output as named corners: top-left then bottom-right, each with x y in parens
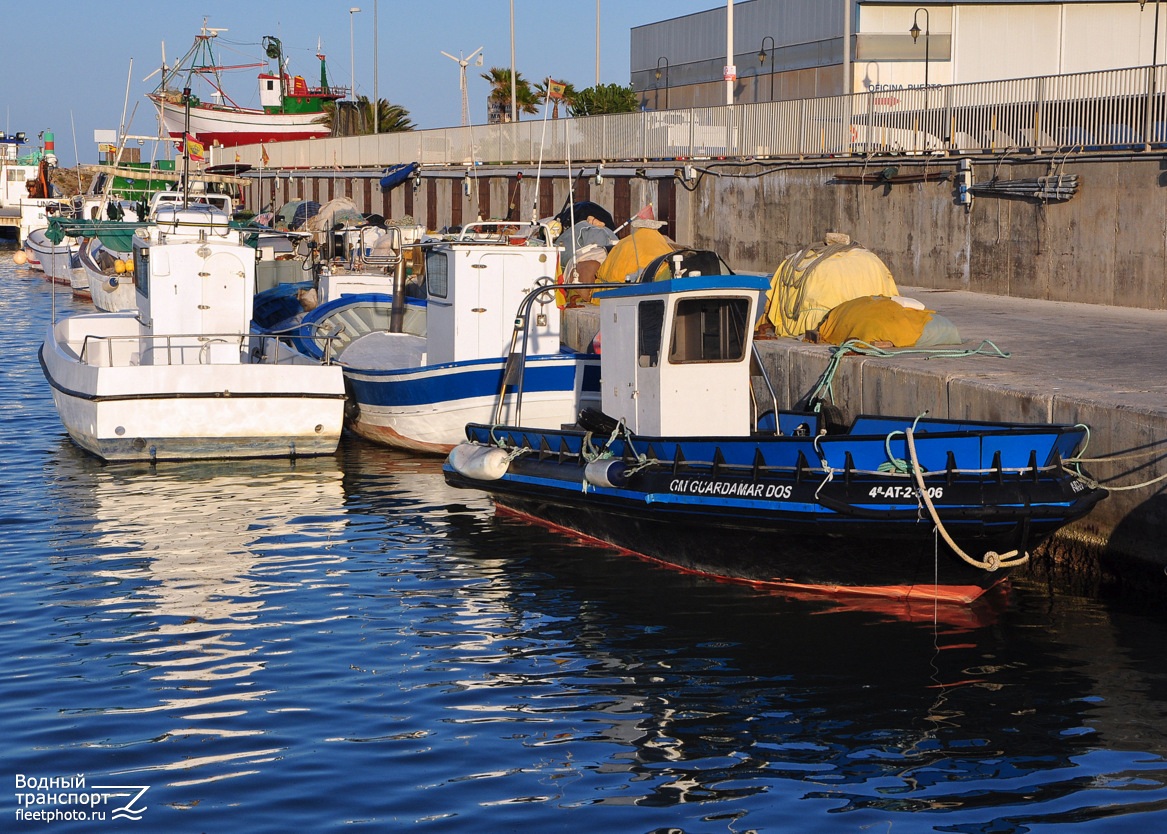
top-left (1140, 0), bottom-right (1162, 148)
top-left (348, 7), bottom-right (360, 102)
top-left (655, 56), bottom-right (670, 110)
top-left (509, 0), bottom-right (517, 123)
top-left (758, 35), bottom-right (775, 101)
top-left (909, 7), bottom-right (930, 144)
top-left (595, 0), bottom-right (601, 86)
top-left (1140, 0), bottom-right (1162, 66)
top-left (373, 0), bottom-right (379, 134)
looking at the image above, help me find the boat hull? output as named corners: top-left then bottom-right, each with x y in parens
top-left (40, 319), bottom-right (346, 462)
top-left (24, 229), bottom-right (83, 290)
top-left (444, 419), bottom-right (1107, 603)
top-left (345, 354), bottom-right (601, 455)
top-left (151, 94), bottom-right (331, 148)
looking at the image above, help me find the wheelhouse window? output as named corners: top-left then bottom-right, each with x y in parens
top-left (638, 300), bottom-right (665, 368)
top-left (134, 247), bottom-right (150, 299)
top-left (425, 250), bottom-right (449, 298)
top-left (668, 296), bottom-right (749, 363)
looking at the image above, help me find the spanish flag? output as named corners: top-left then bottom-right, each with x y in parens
top-left (184, 133), bottom-right (205, 162)
top-left (547, 79), bottom-right (566, 100)
top-left (260, 144), bottom-right (270, 166)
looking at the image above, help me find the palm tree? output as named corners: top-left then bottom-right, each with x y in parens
top-left (317, 96), bottom-right (414, 136)
top-left (533, 79), bottom-right (578, 120)
top-left (481, 67), bottom-right (538, 122)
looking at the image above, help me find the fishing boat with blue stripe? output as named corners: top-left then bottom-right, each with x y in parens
top-left (342, 221), bottom-right (599, 453)
top-left (443, 270), bottom-right (1106, 604)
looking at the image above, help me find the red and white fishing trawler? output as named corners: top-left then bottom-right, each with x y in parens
top-left (148, 23), bottom-right (342, 149)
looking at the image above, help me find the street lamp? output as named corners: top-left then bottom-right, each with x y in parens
top-left (1140, 0), bottom-right (1162, 66)
top-left (655, 56), bottom-right (670, 110)
top-left (348, 7), bottom-right (360, 101)
top-left (909, 7), bottom-right (930, 144)
top-left (373, 0), bottom-right (379, 134)
top-left (758, 35), bottom-right (775, 101)
top-left (1140, 0), bottom-right (1162, 148)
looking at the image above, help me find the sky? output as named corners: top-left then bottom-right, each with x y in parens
top-left (2, 0), bottom-right (719, 165)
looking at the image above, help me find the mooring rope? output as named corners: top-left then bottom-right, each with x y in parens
top-left (803, 339), bottom-right (1011, 411)
top-left (905, 426), bottom-right (1029, 572)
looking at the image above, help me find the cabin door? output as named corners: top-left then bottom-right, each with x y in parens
top-left (200, 251), bottom-right (250, 336)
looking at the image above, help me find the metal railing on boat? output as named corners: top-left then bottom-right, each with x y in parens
top-left (77, 331), bottom-right (342, 368)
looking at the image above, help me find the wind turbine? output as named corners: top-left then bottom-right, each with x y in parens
top-left (440, 46), bottom-right (483, 127)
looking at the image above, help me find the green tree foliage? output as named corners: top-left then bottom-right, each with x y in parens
top-left (570, 83), bottom-right (640, 117)
top-left (318, 96), bottom-right (414, 135)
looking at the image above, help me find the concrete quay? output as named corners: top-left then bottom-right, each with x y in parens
top-left (562, 287), bottom-right (1167, 596)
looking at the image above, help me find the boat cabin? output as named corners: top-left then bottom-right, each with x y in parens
top-left (148, 189), bottom-right (233, 218)
top-left (132, 205), bottom-right (254, 365)
top-left (596, 276), bottom-right (770, 437)
top-left (423, 229), bottom-right (562, 365)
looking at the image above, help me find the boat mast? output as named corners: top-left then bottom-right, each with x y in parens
top-left (263, 36), bottom-right (286, 114)
top-left (181, 87), bottom-right (191, 209)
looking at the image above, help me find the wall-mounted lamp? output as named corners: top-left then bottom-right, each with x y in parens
top-left (594, 164), bottom-right (604, 185)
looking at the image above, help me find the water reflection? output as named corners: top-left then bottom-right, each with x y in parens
top-left (342, 441), bottom-right (1167, 828)
top-left (43, 448), bottom-right (350, 786)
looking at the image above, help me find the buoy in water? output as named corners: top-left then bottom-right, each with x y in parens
top-left (12, 251), bottom-right (28, 265)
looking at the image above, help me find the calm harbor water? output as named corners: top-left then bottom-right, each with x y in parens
top-left (4, 243), bottom-right (1167, 833)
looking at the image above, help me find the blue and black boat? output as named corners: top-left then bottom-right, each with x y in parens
top-left (443, 273), bottom-right (1106, 604)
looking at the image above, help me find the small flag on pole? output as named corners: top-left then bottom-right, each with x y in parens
top-left (183, 133), bottom-right (205, 162)
top-left (260, 144), bottom-right (270, 166)
top-left (547, 79), bottom-right (566, 100)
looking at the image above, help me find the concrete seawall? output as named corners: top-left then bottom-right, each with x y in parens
top-left (252, 151), bottom-right (1167, 312)
top-left (562, 288), bottom-right (1167, 596)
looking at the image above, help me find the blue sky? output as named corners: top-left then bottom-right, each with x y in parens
top-left (2, 0), bottom-right (717, 165)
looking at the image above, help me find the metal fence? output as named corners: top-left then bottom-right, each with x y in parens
top-left (233, 65), bottom-right (1167, 171)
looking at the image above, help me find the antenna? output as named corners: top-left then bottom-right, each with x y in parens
top-left (440, 46), bottom-right (483, 127)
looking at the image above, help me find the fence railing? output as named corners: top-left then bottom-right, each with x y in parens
top-left (231, 65), bottom-right (1167, 172)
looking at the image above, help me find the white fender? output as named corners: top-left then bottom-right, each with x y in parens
top-left (448, 443), bottom-right (511, 481)
top-left (584, 459), bottom-right (628, 488)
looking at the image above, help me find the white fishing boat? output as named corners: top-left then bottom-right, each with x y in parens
top-left (335, 221), bottom-right (600, 454)
top-left (39, 203), bottom-right (347, 462)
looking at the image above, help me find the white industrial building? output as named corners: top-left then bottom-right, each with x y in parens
top-left (632, 1), bottom-right (1167, 108)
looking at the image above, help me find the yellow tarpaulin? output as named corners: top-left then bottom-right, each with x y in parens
top-left (595, 228), bottom-right (676, 285)
top-left (816, 295), bottom-right (935, 346)
top-left (760, 240), bottom-right (899, 337)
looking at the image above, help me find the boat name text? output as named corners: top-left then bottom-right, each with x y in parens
top-left (669, 479), bottom-right (793, 499)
